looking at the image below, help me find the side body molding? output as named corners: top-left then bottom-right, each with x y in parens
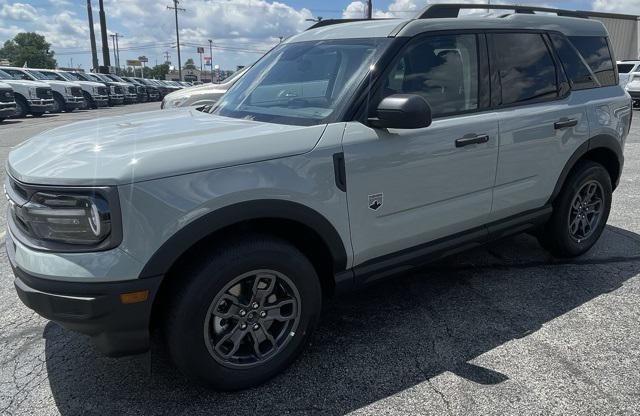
top-left (548, 134), bottom-right (624, 203)
top-left (138, 199), bottom-right (348, 279)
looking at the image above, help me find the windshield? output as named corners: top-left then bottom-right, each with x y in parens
top-left (30, 70), bottom-right (65, 81)
top-left (0, 69), bottom-right (11, 80)
top-left (25, 70), bottom-right (48, 80)
top-left (92, 74), bottom-right (111, 82)
top-left (3, 68), bottom-right (34, 81)
top-left (212, 38), bottom-right (390, 126)
top-left (58, 71), bottom-right (79, 82)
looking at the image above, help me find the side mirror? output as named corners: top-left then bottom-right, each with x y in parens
top-left (368, 94), bottom-right (432, 130)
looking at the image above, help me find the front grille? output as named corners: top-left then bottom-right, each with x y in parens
top-left (0, 89), bottom-right (14, 103)
top-left (36, 87), bottom-right (52, 99)
top-left (71, 87), bottom-right (83, 97)
top-left (128, 86), bottom-right (136, 94)
top-left (97, 87), bottom-right (107, 95)
top-left (113, 86), bottom-right (123, 95)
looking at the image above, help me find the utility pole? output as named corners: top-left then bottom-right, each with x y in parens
top-left (98, 0), bottom-right (110, 70)
top-left (366, 0), bottom-right (372, 19)
top-left (163, 51), bottom-right (171, 64)
top-left (86, 0), bottom-right (99, 71)
top-left (167, 0), bottom-right (185, 81)
top-left (115, 33), bottom-right (121, 71)
top-left (208, 39), bottom-right (213, 83)
top-left (110, 34), bottom-right (117, 69)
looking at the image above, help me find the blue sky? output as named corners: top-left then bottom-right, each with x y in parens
top-left (0, 0), bottom-right (636, 72)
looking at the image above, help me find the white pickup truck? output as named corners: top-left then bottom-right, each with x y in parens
top-left (0, 68), bottom-right (53, 117)
top-left (0, 66), bottom-right (84, 113)
top-left (35, 69), bottom-right (109, 110)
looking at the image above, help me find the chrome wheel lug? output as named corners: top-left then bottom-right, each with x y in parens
top-left (253, 323), bottom-right (260, 330)
top-left (240, 323), bottom-right (247, 330)
top-left (259, 311), bottom-right (267, 318)
top-left (239, 309), bottom-right (247, 317)
top-left (251, 302), bottom-right (259, 309)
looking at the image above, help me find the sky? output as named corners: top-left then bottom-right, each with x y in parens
top-left (0, 0), bottom-right (638, 72)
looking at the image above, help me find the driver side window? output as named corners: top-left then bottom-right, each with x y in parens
top-left (378, 33), bottom-right (479, 117)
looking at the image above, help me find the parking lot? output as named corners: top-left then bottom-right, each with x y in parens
top-left (0, 106), bottom-right (639, 416)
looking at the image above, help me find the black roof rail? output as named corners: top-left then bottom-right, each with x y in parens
top-left (306, 18), bottom-right (389, 30)
top-left (416, 4), bottom-right (588, 19)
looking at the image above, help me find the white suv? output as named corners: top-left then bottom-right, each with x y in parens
top-left (617, 60), bottom-right (640, 86)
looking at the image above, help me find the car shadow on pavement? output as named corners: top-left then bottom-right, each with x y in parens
top-left (43, 225), bottom-right (640, 415)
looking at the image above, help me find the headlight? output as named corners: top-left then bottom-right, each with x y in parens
top-left (93, 86), bottom-right (100, 95)
top-left (28, 88), bottom-right (37, 98)
top-left (16, 192), bottom-right (111, 245)
top-left (6, 178), bottom-right (122, 251)
top-left (65, 87), bottom-right (72, 95)
top-left (166, 97), bottom-right (188, 108)
top-left (110, 85), bottom-right (117, 94)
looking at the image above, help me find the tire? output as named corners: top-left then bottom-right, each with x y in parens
top-left (164, 234), bottom-right (322, 390)
top-left (52, 93), bottom-right (65, 113)
top-left (82, 92), bottom-right (94, 110)
top-left (31, 111), bottom-right (45, 118)
top-left (14, 96), bottom-right (28, 118)
top-left (0, 117), bottom-right (4, 123)
top-left (537, 160), bottom-right (612, 257)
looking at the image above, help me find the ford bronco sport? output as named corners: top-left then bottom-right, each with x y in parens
top-left (7, 4), bottom-right (632, 390)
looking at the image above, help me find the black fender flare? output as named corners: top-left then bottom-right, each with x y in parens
top-left (138, 199), bottom-right (348, 279)
top-left (548, 134), bottom-right (623, 203)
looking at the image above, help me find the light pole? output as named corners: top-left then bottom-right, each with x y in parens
top-left (167, 0), bottom-right (185, 81)
top-left (208, 39), bottom-right (213, 83)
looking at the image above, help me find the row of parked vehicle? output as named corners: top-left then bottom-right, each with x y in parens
top-left (0, 66), bottom-right (193, 122)
top-left (617, 60), bottom-right (640, 108)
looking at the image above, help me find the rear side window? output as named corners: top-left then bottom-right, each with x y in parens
top-left (617, 64), bottom-right (636, 74)
top-left (549, 33), bottom-right (597, 90)
top-left (491, 33), bottom-right (558, 105)
top-left (568, 36), bottom-right (616, 87)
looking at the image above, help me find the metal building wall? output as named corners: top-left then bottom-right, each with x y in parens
top-left (591, 16), bottom-right (639, 60)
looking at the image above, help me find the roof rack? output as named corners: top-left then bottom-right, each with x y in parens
top-left (416, 4), bottom-right (588, 19)
top-left (306, 18), bottom-right (387, 30)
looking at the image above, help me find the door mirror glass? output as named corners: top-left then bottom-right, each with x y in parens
top-left (368, 93), bottom-right (432, 129)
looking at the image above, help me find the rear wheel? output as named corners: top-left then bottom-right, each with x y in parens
top-left (164, 235), bottom-right (322, 390)
top-left (30, 111), bottom-right (45, 118)
top-left (82, 92), bottom-right (94, 110)
top-left (537, 160), bottom-right (612, 257)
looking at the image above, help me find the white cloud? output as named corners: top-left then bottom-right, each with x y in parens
top-left (0, 2), bottom-right (38, 21)
top-left (591, 0), bottom-right (640, 15)
top-left (343, 1), bottom-right (366, 19)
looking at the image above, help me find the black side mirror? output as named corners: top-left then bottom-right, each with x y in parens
top-left (368, 94), bottom-right (432, 129)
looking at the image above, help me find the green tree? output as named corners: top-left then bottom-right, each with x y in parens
top-left (150, 64), bottom-right (170, 79)
top-left (0, 32), bottom-right (56, 68)
top-left (183, 58), bottom-right (196, 70)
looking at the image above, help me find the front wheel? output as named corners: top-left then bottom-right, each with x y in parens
top-left (537, 160), bottom-right (612, 257)
top-left (165, 235), bottom-right (322, 390)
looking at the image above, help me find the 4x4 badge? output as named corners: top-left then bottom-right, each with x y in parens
top-left (368, 193), bottom-right (383, 211)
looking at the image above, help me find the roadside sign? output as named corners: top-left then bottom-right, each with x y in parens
top-left (126, 59), bottom-right (141, 66)
top-left (197, 47), bottom-right (205, 53)
top-left (138, 56), bottom-right (149, 63)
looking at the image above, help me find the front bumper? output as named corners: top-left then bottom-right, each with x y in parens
top-left (27, 98), bottom-right (54, 110)
top-left (109, 94), bottom-right (125, 105)
top-left (0, 102), bottom-right (16, 117)
top-left (64, 96), bottom-right (85, 109)
top-left (124, 94), bottom-right (138, 103)
top-left (7, 233), bottom-right (162, 357)
top-left (93, 95), bottom-right (109, 107)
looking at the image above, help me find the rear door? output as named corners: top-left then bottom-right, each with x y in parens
top-left (342, 33), bottom-right (500, 268)
top-left (488, 32), bottom-right (590, 221)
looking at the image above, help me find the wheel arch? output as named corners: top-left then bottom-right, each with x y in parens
top-left (548, 134), bottom-right (623, 204)
top-left (140, 198), bottom-right (348, 293)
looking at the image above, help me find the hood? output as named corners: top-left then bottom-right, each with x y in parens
top-left (2, 79), bottom-right (50, 88)
top-left (163, 84), bottom-right (227, 108)
top-left (74, 80), bottom-right (104, 88)
top-left (45, 80), bottom-right (82, 89)
top-left (8, 108), bottom-right (327, 186)
top-left (165, 83), bottom-right (227, 101)
top-left (0, 81), bottom-right (11, 89)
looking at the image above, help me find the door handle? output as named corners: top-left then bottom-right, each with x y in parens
top-left (455, 134), bottom-right (489, 148)
top-left (554, 118), bottom-right (578, 129)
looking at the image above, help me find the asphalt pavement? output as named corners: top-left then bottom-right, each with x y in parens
top-left (0, 104), bottom-right (639, 415)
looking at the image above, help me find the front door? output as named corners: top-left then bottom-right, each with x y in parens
top-left (342, 33), bottom-right (499, 269)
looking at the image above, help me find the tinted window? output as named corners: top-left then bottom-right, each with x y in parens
top-left (549, 33), bottom-right (597, 90)
top-left (568, 36), bottom-right (616, 86)
top-left (492, 33), bottom-right (558, 105)
top-left (617, 64), bottom-right (635, 74)
top-left (379, 34), bottom-right (478, 117)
